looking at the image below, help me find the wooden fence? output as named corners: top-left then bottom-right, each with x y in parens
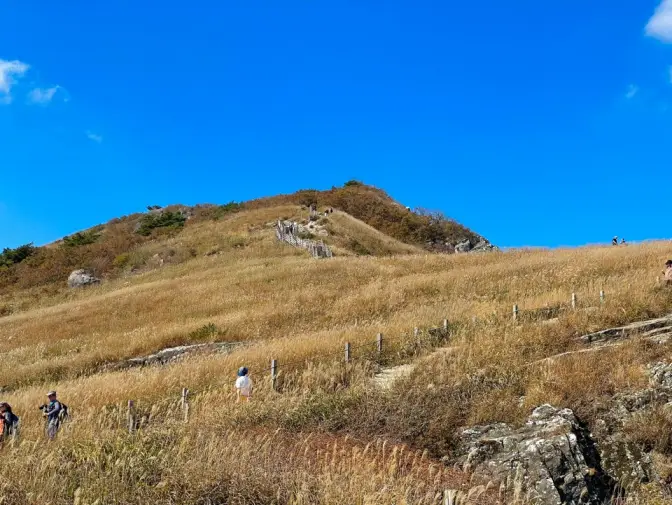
top-left (122, 290), bottom-right (610, 428)
top-left (275, 220), bottom-right (333, 258)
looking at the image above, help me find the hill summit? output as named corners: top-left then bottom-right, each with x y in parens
top-left (0, 181), bottom-right (490, 298)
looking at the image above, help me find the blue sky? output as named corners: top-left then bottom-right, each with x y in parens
top-left (1, 0), bottom-right (672, 249)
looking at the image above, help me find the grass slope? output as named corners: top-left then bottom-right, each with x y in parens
top-left (0, 182), bottom-right (481, 302)
top-left (0, 211), bottom-right (671, 503)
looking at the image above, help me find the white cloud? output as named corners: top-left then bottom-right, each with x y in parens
top-left (86, 131), bottom-right (103, 143)
top-left (647, 0), bottom-right (672, 42)
top-left (28, 85), bottom-right (61, 105)
top-left (0, 59), bottom-right (29, 103)
top-left (625, 84), bottom-right (639, 99)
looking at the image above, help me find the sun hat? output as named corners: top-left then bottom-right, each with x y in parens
top-left (237, 367), bottom-right (248, 377)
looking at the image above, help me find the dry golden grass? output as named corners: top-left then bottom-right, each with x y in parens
top-left (325, 210), bottom-right (424, 256)
top-left (0, 205), bottom-right (672, 503)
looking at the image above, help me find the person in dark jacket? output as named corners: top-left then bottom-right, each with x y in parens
top-left (42, 391), bottom-right (62, 439)
top-left (0, 402), bottom-right (19, 441)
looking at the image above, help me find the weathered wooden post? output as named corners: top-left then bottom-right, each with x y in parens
top-left (414, 327), bottom-right (419, 338)
top-left (513, 304), bottom-right (519, 321)
top-left (571, 293), bottom-right (577, 310)
top-left (181, 388), bottom-right (189, 423)
top-left (600, 290), bottom-right (605, 304)
top-left (344, 342), bottom-right (351, 364)
top-left (376, 333), bottom-right (383, 355)
top-left (271, 359), bottom-right (278, 391)
top-left (443, 319), bottom-right (449, 332)
top-left (127, 400), bottom-right (135, 434)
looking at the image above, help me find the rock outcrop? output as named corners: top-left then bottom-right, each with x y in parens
top-left (591, 362), bottom-right (672, 489)
top-left (453, 405), bottom-right (616, 505)
top-left (453, 238), bottom-right (499, 254)
top-left (452, 364), bottom-right (672, 504)
top-left (67, 269), bottom-right (101, 288)
top-left (455, 239), bottom-right (472, 253)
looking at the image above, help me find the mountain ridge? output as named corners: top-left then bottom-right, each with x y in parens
top-left (0, 181), bottom-right (489, 296)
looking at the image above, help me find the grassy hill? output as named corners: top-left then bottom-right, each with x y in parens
top-left (1, 185), bottom-right (672, 504)
top-left (0, 182), bottom-right (482, 304)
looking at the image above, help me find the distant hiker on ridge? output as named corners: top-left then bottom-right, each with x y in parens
top-left (612, 236), bottom-right (618, 246)
top-left (235, 367), bottom-right (253, 403)
top-left (621, 238), bottom-right (626, 245)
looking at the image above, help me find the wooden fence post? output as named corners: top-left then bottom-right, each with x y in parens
top-left (181, 388), bottom-right (189, 423)
top-left (376, 333), bottom-right (383, 355)
top-left (271, 359), bottom-right (278, 391)
top-left (414, 327), bottom-right (419, 338)
top-left (600, 290), bottom-right (605, 304)
top-left (344, 342), bottom-right (351, 364)
top-left (513, 304), bottom-right (519, 321)
top-left (571, 293), bottom-right (577, 310)
top-left (127, 400), bottom-right (135, 434)
top-left (443, 319), bottom-right (449, 331)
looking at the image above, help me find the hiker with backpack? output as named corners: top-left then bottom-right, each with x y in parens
top-left (40, 391), bottom-right (67, 439)
top-left (0, 402), bottom-right (19, 441)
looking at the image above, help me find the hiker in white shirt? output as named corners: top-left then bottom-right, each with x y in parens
top-left (235, 367), bottom-right (253, 402)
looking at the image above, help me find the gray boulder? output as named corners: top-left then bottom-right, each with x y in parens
top-left (471, 240), bottom-right (499, 253)
top-left (453, 405), bottom-right (616, 505)
top-left (67, 269), bottom-right (101, 288)
top-left (590, 362), bottom-right (672, 488)
top-left (454, 239), bottom-right (472, 253)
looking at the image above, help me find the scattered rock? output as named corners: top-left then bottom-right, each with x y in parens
top-left (105, 341), bottom-right (246, 371)
top-left (580, 315), bottom-right (672, 345)
top-left (591, 362), bottom-right (672, 488)
top-left (67, 269), bottom-right (101, 289)
top-left (455, 240), bottom-right (472, 253)
top-left (452, 405), bottom-right (616, 505)
top-left (453, 238), bottom-right (499, 254)
top-left (470, 240), bottom-right (499, 253)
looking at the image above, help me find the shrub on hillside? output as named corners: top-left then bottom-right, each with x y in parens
top-left (211, 201), bottom-right (242, 220)
top-left (136, 211), bottom-right (186, 236)
top-left (112, 253), bottom-right (131, 269)
top-left (244, 182), bottom-right (482, 250)
top-left (62, 230), bottom-right (101, 248)
top-left (297, 231), bottom-right (315, 240)
top-left (295, 190), bottom-right (318, 208)
top-left (0, 244), bottom-right (36, 268)
top-left (188, 323), bottom-right (221, 341)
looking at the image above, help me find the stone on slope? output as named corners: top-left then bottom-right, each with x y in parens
top-left (454, 240), bottom-right (472, 253)
top-left (470, 240), bottom-right (499, 253)
top-left (67, 269), bottom-right (101, 288)
top-left (452, 405), bottom-right (616, 505)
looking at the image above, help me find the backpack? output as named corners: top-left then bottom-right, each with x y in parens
top-left (7, 413), bottom-right (19, 436)
top-left (58, 403), bottom-right (69, 422)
